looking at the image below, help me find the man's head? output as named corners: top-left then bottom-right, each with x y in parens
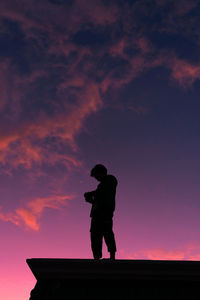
top-left (90, 164), bottom-right (107, 182)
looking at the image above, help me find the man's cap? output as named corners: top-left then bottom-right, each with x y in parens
top-left (90, 164), bottom-right (107, 177)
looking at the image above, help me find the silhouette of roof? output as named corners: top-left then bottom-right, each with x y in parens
top-left (27, 259), bottom-right (200, 300)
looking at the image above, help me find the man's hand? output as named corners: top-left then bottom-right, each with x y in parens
top-left (84, 192), bottom-right (94, 203)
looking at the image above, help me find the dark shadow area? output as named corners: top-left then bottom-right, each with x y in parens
top-left (27, 258), bottom-right (200, 300)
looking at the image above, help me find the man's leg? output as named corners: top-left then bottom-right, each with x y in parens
top-left (103, 219), bottom-right (116, 259)
top-left (90, 218), bottom-right (103, 259)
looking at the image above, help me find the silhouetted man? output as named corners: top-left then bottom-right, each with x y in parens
top-left (84, 164), bottom-right (117, 260)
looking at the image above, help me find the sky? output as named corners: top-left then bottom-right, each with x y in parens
top-left (1, 0), bottom-right (200, 298)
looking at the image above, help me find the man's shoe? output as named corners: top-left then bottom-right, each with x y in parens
top-left (110, 252), bottom-right (116, 260)
top-left (94, 255), bottom-right (102, 260)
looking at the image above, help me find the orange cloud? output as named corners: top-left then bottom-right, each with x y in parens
top-left (0, 0), bottom-right (107, 171)
top-left (0, 79), bottom-right (102, 169)
top-left (16, 208), bottom-right (39, 231)
top-left (0, 194), bottom-right (74, 231)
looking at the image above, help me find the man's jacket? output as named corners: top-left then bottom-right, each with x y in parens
top-left (87, 174), bottom-right (118, 219)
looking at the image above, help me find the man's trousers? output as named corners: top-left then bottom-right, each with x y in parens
top-left (90, 217), bottom-right (116, 259)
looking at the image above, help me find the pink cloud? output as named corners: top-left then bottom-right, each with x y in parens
top-left (0, 194), bottom-right (74, 231)
top-left (0, 0), bottom-right (107, 170)
top-left (173, 0), bottom-right (197, 16)
top-left (0, 208), bottom-right (19, 226)
top-left (109, 38), bottom-right (128, 58)
top-left (0, 122), bottom-right (83, 170)
top-left (74, 0), bottom-right (120, 27)
top-left (135, 248), bottom-right (185, 260)
top-left (0, 0), bottom-right (119, 39)
top-left (123, 244), bottom-right (200, 261)
top-left (16, 208), bottom-right (39, 231)
top-left (137, 37), bottom-right (153, 54)
top-left (169, 56), bottom-right (200, 88)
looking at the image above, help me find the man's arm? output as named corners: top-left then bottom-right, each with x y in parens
top-left (84, 191), bottom-right (96, 203)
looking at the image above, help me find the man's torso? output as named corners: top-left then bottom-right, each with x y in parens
top-left (90, 174), bottom-right (118, 219)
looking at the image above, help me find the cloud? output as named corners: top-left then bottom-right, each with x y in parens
top-left (123, 243), bottom-right (200, 261)
top-left (74, 0), bottom-right (120, 27)
top-left (0, 194), bottom-right (74, 230)
top-left (0, 0), bottom-right (199, 173)
top-left (0, 0), bottom-right (199, 176)
top-left (0, 0), bottom-right (111, 171)
top-left (173, 0), bottom-right (197, 16)
top-left (168, 56), bottom-right (200, 88)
